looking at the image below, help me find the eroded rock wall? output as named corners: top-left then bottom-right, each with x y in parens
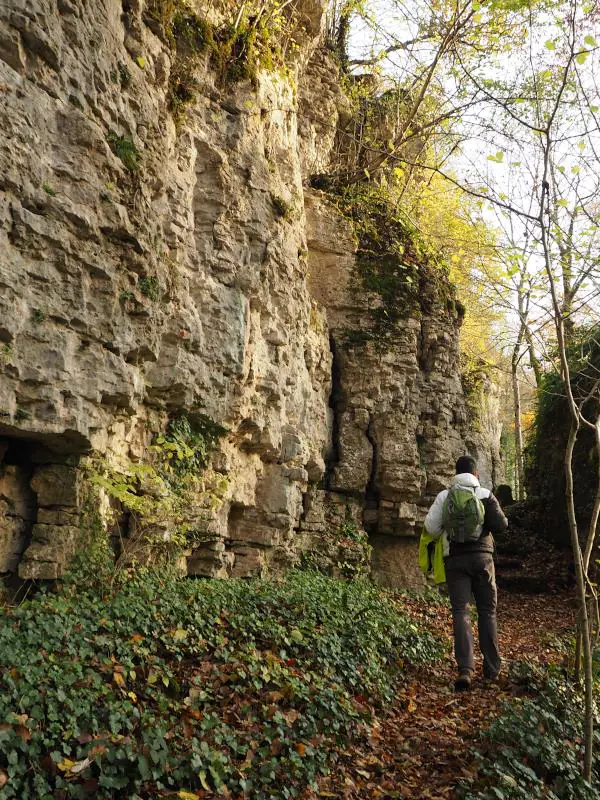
top-left (0, 0), bottom-right (500, 588)
top-left (304, 192), bottom-right (483, 588)
top-left (0, 0), bottom-right (335, 582)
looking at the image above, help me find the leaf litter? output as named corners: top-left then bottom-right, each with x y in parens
top-left (305, 569), bottom-right (576, 800)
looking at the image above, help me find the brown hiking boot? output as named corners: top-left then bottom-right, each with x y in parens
top-left (454, 669), bottom-right (472, 691)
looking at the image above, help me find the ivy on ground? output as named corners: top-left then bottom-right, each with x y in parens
top-left (0, 571), bottom-right (442, 799)
top-left (461, 665), bottom-right (599, 800)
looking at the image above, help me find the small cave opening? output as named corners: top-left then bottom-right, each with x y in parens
top-left (0, 433), bottom-right (84, 598)
top-left (0, 437), bottom-right (38, 599)
top-left (227, 502), bottom-right (246, 542)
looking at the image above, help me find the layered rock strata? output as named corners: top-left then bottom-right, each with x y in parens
top-left (0, 0), bottom-right (500, 589)
top-left (303, 192), bottom-right (477, 587)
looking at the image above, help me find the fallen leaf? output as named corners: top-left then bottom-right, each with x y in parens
top-left (16, 725), bottom-right (31, 742)
top-left (113, 672), bottom-right (125, 688)
top-left (283, 709), bottom-right (300, 725)
top-left (88, 743), bottom-right (108, 758)
top-left (198, 771), bottom-right (211, 792)
top-left (70, 757), bottom-right (93, 775)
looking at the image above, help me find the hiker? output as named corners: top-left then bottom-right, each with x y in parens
top-left (424, 455), bottom-right (508, 691)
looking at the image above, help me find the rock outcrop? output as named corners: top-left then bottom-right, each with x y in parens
top-left (303, 191), bottom-right (480, 587)
top-left (0, 0), bottom-right (501, 590)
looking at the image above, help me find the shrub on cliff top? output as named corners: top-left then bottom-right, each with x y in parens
top-left (0, 571), bottom-right (442, 799)
top-left (313, 180), bottom-right (458, 346)
top-left (145, 0), bottom-right (299, 128)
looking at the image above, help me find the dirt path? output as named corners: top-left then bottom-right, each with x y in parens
top-left (310, 586), bottom-right (576, 800)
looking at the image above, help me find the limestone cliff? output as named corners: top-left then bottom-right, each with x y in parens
top-left (0, 0), bottom-right (501, 590)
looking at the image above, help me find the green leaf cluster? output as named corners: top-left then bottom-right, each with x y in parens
top-left (106, 131), bottom-right (140, 173)
top-left (138, 276), bottom-right (161, 302)
top-left (460, 664), bottom-right (599, 799)
top-left (154, 414), bottom-right (227, 483)
top-left (0, 571), bottom-right (442, 798)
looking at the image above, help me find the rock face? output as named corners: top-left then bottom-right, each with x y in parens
top-left (0, 0), bottom-right (501, 588)
top-left (464, 375), bottom-right (504, 491)
top-left (303, 192), bottom-right (483, 587)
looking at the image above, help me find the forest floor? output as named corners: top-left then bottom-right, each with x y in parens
top-left (310, 518), bottom-right (577, 800)
top-left (0, 511), bottom-right (580, 799)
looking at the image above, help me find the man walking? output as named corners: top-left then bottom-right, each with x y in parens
top-left (424, 455), bottom-right (508, 690)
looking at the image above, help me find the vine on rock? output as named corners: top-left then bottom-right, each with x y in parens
top-left (313, 179), bottom-right (460, 348)
top-left (144, 0), bottom-right (301, 128)
top-left (300, 501), bottom-right (372, 577)
top-left (78, 414), bottom-right (228, 585)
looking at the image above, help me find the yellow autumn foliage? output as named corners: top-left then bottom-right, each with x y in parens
top-left (399, 171), bottom-right (506, 366)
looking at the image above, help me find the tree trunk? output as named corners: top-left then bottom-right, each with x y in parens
top-left (564, 422), bottom-right (594, 781)
top-left (574, 625), bottom-right (582, 682)
top-left (512, 370), bottom-right (524, 500)
top-left (524, 328), bottom-right (543, 389)
top-left (512, 333), bottom-right (525, 501)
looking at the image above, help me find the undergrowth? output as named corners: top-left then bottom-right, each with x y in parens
top-left (84, 413), bottom-right (228, 579)
top-left (0, 571), bottom-right (442, 799)
top-left (461, 664), bottom-right (599, 800)
top-left (299, 504), bottom-right (372, 578)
